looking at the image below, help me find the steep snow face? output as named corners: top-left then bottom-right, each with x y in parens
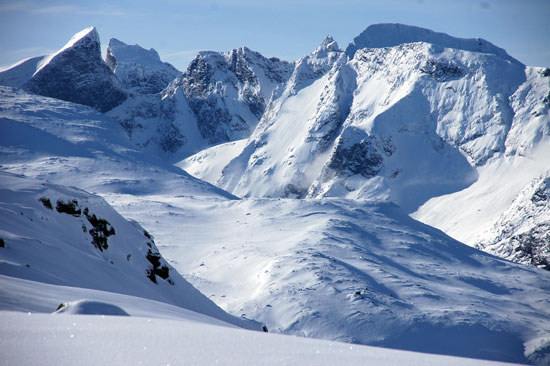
top-left (202, 37), bottom-right (347, 197)
top-left (108, 47), bottom-right (293, 160)
top-left (110, 194), bottom-right (550, 364)
top-left (475, 172), bottom-right (550, 269)
top-left (0, 172), bottom-right (260, 330)
top-left (309, 42), bottom-right (526, 211)
top-left (106, 38), bottom-right (181, 95)
top-left (0, 86), bottom-right (233, 199)
top-left (412, 67), bottom-right (550, 262)
top-left (345, 23), bottom-right (518, 64)
top-left (24, 27), bottom-right (126, 113)
top-left (0, 56), bottom-right (47, 88)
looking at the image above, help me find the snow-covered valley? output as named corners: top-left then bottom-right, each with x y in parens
top-left (1, 23), bottom-right (549, 365)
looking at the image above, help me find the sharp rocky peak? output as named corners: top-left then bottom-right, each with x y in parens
top-left (312, 35), bottom-right (342, 58)
top-left (24, 26), bottom-right (127, 112)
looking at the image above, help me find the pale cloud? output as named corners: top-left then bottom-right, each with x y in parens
top-left (31, 4), bottom-right (127, 17)
top-left (0, 1), bottom-right (132, 17)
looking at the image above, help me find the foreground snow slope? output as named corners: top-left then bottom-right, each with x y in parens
top-left (1, 311), bottom-right (521, 366)
top-left (0, 172), bottom-right (260, 330)
top-left (108, 193), bottom-right (550, 364)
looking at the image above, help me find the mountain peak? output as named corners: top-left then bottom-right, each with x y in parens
top-left (24, 26), bottom-right (127, 112)
top-left (107, 38), bottom-right (162, 65)
top-left (35, 26), bottom-right (100, 76)
top-left (346, 23), bottom-right (519, 63)
top-left (105, 37), bottom-right (180, 95)
top-left (313, 35), bottom-right (342, 57)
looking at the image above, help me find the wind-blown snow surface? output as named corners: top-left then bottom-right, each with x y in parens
top-left (108, 193), bottom-right (550, 364)
top-left (1, 311), bottom-right (521, 366)
top-left (0, 86), bottom-right (233, 199)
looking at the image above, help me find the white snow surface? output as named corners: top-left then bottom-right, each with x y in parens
top-left (0, 86), bottom-right (233, 199)
top-left (1, 310), bottom-right (522, 366)
top-left (106, 38), bottom-right (181, 94)
top-left (345, 23), bottom-right (518, 63)
top-left (107, 193), bottom-right (550, 364)
top-left (0, 56), bottom-right (48, 88)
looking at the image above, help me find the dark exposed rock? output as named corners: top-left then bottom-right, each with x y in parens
top-left (327, 128), bottom-right (391, 178)
top-left (39, 197), bottom-right (53, 210)
top-left (24, 27), bottom-right (126, 112)
top-left (420, 59), bottom-right (464, 81)
top-left (85, 210), bottom-right (116, 251)
top-left (56, 199), bottom-right (81, 217)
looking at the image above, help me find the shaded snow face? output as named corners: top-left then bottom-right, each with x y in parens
top-left (55, 300), bottom-right (130, 316)
top-left (24, 27), bottom-right (127, 113)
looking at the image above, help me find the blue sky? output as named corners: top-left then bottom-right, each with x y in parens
top-left (0, 0), bottom-right (549, 71)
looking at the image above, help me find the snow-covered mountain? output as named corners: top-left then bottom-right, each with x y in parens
top-left (22, 27), bottom-right (127, 113)
top-left (105, 38), bottom-right (181, 95)
top-left (2, 24), bottom-right (550, 365)
top-left (108, 46), bottom-right (294, 160)
top-left (182, 24), bottom-right (549, 269)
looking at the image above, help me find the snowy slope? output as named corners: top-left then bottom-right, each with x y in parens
top-left (0, 172), bottom-right (260, 330)
top-left (106, 38), bottom-right (181, 95)
top-left (108, 46), bottom-right (294, 160)
top-left (0, 86), bottom-right (233, 199)
top-left (23, 27), bottom-right (127, 113)
top-left (190, 35), bottom-right (531, 207)
top-left (0, 310), bottom-right (527, 366)
top-left (108, 193), bottom-right (550, 364)
top-left (0, 55), bottom-right (47, 88)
